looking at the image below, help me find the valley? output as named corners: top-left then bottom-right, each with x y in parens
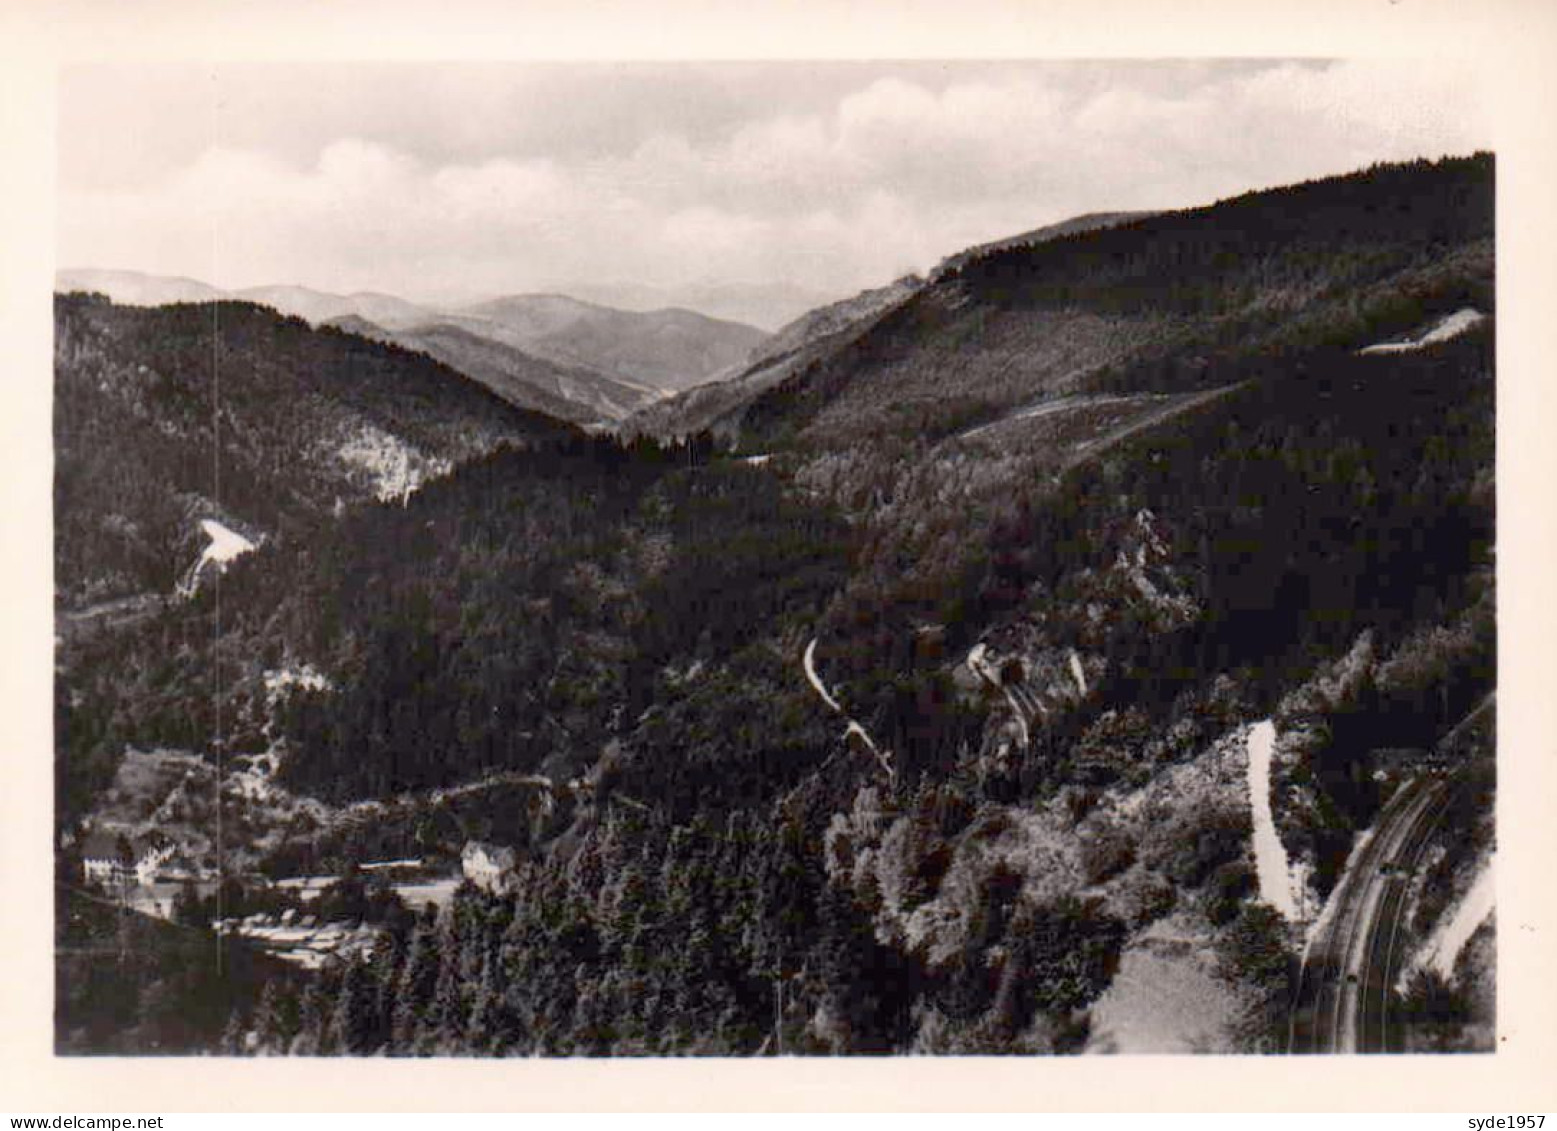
top-left (56, 270), bottom-right (769, 427)
top-left (53, 153), bottom-right (1497, 1057)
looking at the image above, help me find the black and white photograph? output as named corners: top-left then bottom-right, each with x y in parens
top-left (8, 2), bottom-right (1557, 1111)
top-left (45, 54), bottom-right (1501, 1060)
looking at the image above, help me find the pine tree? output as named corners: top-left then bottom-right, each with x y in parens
top-left (250, 979), bottom-right (294, 1056)
top-left (329, 954), bottom-right (380, 1056)
top-left (219, 1006), bottom-right (247, 1056)
top-left (391, 918), bottom-right (439, 1051)
top-left (369, 929), bottom-right (405, 1053)
top-left (171, 878), bottom-right (204, 928)
top-left (465, 948), bottom-right (499, 1054)
top-left (427, 948), bottom-right (466, 1054)
top-left (290, 981), bottom-right (326, 1056)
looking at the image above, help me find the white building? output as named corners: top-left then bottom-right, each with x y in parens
top-left (80, 833), bottom-right (128, 886)
top-left (461, 841), bottom-right (518, 895)
top-left (80, 832), bottom-right (174, 890)
top-left (135, 843), bottom-right (174, 886)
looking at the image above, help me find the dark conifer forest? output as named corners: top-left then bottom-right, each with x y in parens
top-left (54, 154), bottom-right (1497, 1055)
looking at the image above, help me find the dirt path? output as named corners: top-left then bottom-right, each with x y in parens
top-left (1059, 383), bottom-right (1245, 471)
top-left (58, 592), bottom-right (167, 639)
top-left (801, 637), bottom-right (894, 781)
top-left (1246, 720), bottom-right (1298, 919)
top-left (956, 393), bottom-right (1145, 441)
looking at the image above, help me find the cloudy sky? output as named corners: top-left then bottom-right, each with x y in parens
top-left (58, 59), bottom-right (1489, 317)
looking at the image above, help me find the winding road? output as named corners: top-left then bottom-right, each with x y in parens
top-left (802, 637), bottom-right (895, 782)
top-left (1288, 695), bottom-right (1494, 1053)
top-left (1287, 774), bottom-right (1457, 1053)
top-left (58, 591), bottom-right (166, 637)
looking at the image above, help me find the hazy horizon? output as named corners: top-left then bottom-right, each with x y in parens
top-left (50, 264), bottom-right (845, 330)
top-left (59, 59), bottom-right (1490, 321)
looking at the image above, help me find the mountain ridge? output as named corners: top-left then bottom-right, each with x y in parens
top-left (57, 269), bottom-right (770, 406)
top-left (324, 314), bottom-right (661, 426)
top-left (454, 293), bottom-right (767, 393)
top-left (53, 292), bottom-right (575, 608)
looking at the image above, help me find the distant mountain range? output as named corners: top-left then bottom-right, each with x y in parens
top-left (235, 285), bottom-right (432, 330)
top-left (326, 314), bottom-right (661, 427)
top-left (55, 269), bottom-right (770, 423)
top-left (556, 279), bottom-right (844, 333)
top-left (455, 293), bottom-right (764, 393)
top-left (623, 273), bottom-right (925, 441)
top-left (622, 216), bottom-right (1158, 442)
top-left (54, 268), bottom-right (228, 307)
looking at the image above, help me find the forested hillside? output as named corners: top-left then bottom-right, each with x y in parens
top-left (745, 157), bottom-right (1490, 447)
top-left (53, 274), bottom-right (746, 431)
top-left (459, 294), bottom-right (766, 393)
top-left (327, 316), bottom-right (662, 426)
top-left (55, 882), bottom-right (304, 1054)
top-left (624, 274), bottom-right (924, 442)
top-left (54, 295), bottom-right (570, 607)
top-left (56, 154), bottom-right (1496, 1056)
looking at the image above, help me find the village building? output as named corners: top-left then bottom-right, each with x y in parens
top-left (80, 833), bottom-right (128, 887)
top-left (79, 832), bottom-right (174, 890)
top-left (135, 843), bottom-right (174, 886)
top-left (460, 841), bottom-right (518, 895)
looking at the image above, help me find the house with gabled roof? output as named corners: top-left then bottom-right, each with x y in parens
top-left (461, 840), bottom-right (517, 895)
top-left (80, 831), bottom-right (174, 889)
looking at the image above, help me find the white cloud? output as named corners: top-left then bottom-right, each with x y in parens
top-left (57, 61), bottom-right (1490, 306)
